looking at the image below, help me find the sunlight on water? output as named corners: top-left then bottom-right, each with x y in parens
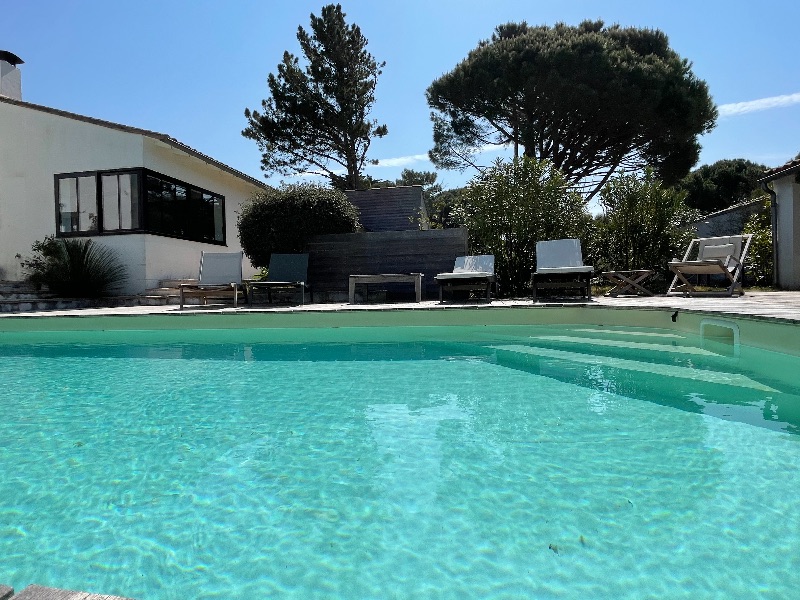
top-left (1, 324), bottom-right (799, 599)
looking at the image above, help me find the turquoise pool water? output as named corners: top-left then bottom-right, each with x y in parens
top-left (1, 323), bottom-right (799, 599)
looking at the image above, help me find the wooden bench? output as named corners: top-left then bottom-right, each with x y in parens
top-left (349, 273), bottom-right (423, 304)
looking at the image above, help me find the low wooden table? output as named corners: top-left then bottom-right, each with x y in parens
top-left (349, 273), bottom-right (423, 304)
top-left (602, 269), bottom-right (655, 297)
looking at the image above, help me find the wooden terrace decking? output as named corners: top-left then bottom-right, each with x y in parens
top-left (0, 585), bottom-right (132, 600)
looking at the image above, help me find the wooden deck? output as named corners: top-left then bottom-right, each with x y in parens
top-left (0, 585), bottom-right (133, 600)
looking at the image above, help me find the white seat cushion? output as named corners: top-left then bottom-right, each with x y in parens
top-left (699, 243), bottom-right (735, 260)
top-left (535, 266), bottom-right (593, 274)
top-left (436, 271), bottom-right (494, 280)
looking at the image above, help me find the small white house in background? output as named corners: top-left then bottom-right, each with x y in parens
top-left (759, 158), bottom-right (800, 290)
top-left (688, 198), bottom-right (767, 238)
top-left (0, 52), bottom-right (264, 294)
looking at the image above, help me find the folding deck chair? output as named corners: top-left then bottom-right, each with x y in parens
top-left (179, 251), bottom-right (245, 309)
top-left (667, 235), bottom-right (752, 296)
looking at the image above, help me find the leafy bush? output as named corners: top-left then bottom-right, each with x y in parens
top-left (454, 157), bottom-right (591, 296)
top-left (595, 170), bottom-right (698, 279)
top-left (19, 237), bottom-right (127, 297)
top-left (742, 199), bottom-right (773, 286)
top-left (237, 184), bottom-right (361, 268)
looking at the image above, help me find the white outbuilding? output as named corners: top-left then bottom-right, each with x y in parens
top-left (759, 158), bottom-right (800, 290)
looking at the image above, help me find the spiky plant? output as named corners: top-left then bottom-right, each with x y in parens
top-left (20, 237), bottom-right (127, 298)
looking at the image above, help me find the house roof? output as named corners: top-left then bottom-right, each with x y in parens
top-left (758, 157), bottom-right (800, 183)
top-left (0, 50), bottom-right (24, 65)
top-left (692, 197), bottom-right (768, 222)
top-left (0, 95), bottom-right (267, 189)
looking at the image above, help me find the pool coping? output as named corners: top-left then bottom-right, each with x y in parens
top-left (0, 292), bottom-right (798, 324)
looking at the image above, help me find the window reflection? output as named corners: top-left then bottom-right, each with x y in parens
top-left (56, 169), bottom-right (225, 244)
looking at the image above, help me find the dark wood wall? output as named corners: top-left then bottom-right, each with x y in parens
top-left (307, 228), bottom-right (468, 298)
top-left (345, 186), bottom-right (427, 232)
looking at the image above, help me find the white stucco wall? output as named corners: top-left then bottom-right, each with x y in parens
top-left (772, 175), bottom-right (800, 290)
top-left (0, 61), bottom-right (22, 100)
top-left (0, 100), bottom-right (262, 293)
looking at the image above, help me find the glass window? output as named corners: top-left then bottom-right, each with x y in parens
top-left (212, 196), bottom-right (224, 242)
top-left (77, 176), bottom-right (98, 232)
top-left (102, 174), bottom-right (120, 231)
top-left (101, 172), bottom-right (141, 231)
top-left (57, 174), bottom-right (97, 233)
top-left (120, 173), bottom-right (139, 230)
top-left (142, 173), bottom-right (225, 243)
top-left (58, 178), bottom-right (79, 233)
top-left (55, 169), bottom-right (224, 244)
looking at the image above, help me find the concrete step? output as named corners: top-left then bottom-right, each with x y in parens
top-left (0, 296), bottom-right (138, 313)
top-left (144, 287), bottom-right (180, 298)
top-left (0, 281), bottom-right (56, 301)
top-left (160, 278), bottom-right (197, 288)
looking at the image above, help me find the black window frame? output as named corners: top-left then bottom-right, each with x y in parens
top-left (54, 168), bottom-right (227, 245)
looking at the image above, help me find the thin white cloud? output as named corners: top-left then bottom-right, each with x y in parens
top-left (718, 92), bottom-right (800, 117)
top-left (374, 144), bottom-right (509, 169)
top-left (374, 153), bottom-right (429, 168)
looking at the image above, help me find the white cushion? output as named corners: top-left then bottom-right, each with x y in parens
top-left (436, 271), bottom-right (494, 280)
top-left (453, 255), bottom-right (494, 274)
top-left (536, 266), bottom-right (593, 274)
top-left (536, 239), bottom-right (585, 269)
top-left (700, 243), bottom-right (735, 260)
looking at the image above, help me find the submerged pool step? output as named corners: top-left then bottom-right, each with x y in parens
top-left (491, 343), bottom-right (778, 392)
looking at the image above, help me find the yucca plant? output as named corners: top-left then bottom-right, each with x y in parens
top-left (20, 236), bottom-right (127, 298)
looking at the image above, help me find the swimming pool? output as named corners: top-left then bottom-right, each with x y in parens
top-left (1, 309), bottom-right (799, 598)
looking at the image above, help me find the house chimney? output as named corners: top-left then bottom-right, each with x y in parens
top-left (0, 50), bottom-right (24, 100)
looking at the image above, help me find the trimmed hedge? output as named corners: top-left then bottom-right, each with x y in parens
top-left (237, 184), bottom-right (361, 268)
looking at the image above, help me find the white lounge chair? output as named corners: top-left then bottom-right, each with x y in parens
top-left (179, 251), bottom-right (245, 309)
top-left (532, 239), bottom-right (593, 300)
top-left (435, 255), bottom-right (495, 302)
top-left (245, 253), bottom-right (311, 305)
top-left (667, 234), bottom-right (753, 296)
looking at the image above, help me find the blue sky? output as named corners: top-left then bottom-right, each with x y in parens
top-left (5, 0), bottom-right (800, 193)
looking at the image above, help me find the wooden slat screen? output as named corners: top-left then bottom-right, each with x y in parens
top-left (307, 228), bottom-right (469, 298)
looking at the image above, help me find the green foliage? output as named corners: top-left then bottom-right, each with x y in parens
top-left (426, 187), bottom-right (464, 229)
top-left (675, 158), bottom-right (768, 214)
top-left (393, 169), bottom-right (445, 228)
top-left (243, 4), bottom-right (387, 190)
top-left (237, 184), bottom-right (361, 268)
top-left (427, 20), bottom-right (717, 201)
top-left (595, 170), bottom-right (698, 278)
top-left (742, 200), bottom-right (773, 286)
top-left (454, 157), bottom-right (591, 296)
top-left (19, 237), bottom-right (127, 297)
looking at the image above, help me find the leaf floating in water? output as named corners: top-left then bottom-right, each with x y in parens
top-left (548, 543), bottom-right (559, 555)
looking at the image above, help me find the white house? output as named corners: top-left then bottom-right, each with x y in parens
top-left (759, 158), bottom-right (800, 290)
top-left (0, 52), bottom-right (264, 294)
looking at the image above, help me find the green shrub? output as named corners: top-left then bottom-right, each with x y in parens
top-left (454, 157), bottom-right (591, 297)
top-left (595, 170), bottom-right (698, 278)
top-left (742, 199), bottom-right (773, 286)
top-left (19, 237), bottom-right (127, 297)
top-left (237, 184), bottom-right (361, 268)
